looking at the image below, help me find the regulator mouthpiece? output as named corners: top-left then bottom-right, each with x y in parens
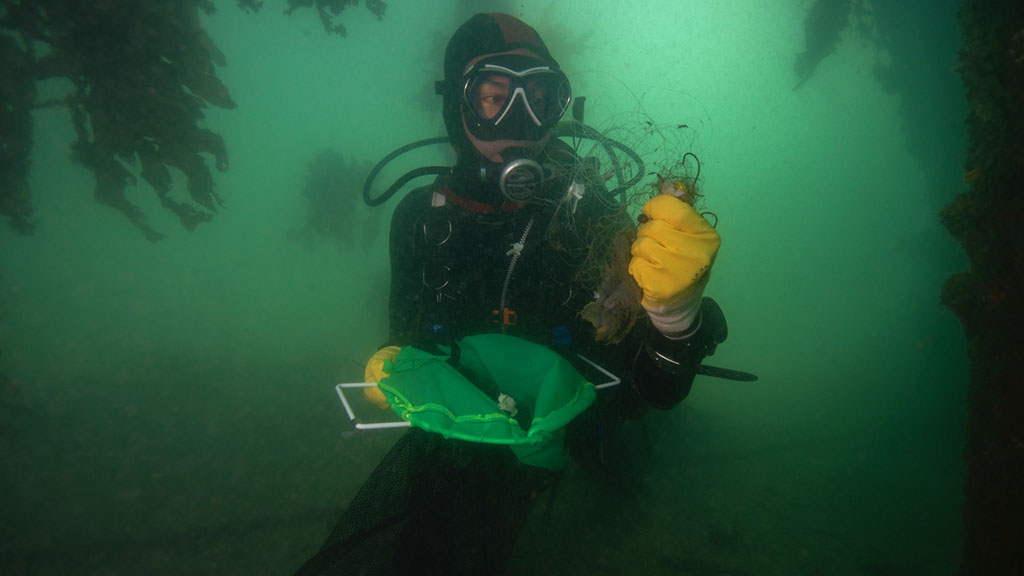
top-left (499, 157), bottom-right (545, 202)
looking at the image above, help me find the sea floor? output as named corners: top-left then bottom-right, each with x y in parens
top-left (0, 367), bottom-right (962, 576)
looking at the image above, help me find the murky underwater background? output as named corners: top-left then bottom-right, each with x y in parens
top-left (1, 1), bottom-right (968, 574)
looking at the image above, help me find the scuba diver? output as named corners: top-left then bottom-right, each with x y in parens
top-left (294, 12), bottom-right (728, 575)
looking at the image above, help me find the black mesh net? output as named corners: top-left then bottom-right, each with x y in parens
top-left (294, 428), bottom-right (558, 575)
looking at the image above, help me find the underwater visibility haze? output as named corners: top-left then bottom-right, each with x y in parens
top-left (0, 0), bottom-right (987, 574)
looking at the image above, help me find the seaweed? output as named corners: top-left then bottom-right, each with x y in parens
top-left (278, 0), bottom-right (386, 37)
top-left (0, 31), bottom-right (35, 234)
top-left (0, 0), bottom-right (387, 240)
top-left (290, 148), bottom-right (378, 252)
top-left (793, 0), bottom-right (853, 90)
top-left (1, 0), bottom-right (235, 240)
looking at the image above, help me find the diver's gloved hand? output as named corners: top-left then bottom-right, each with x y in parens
top-left (628, 195), bottom-right (720, 338)
top-left (363, 346), bottom-right (401, 410)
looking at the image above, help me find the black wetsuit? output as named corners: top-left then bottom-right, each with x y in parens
top-left (295, 147), bottom-right (727, 576)
top-left (386, 146), bottom-right (726, 413)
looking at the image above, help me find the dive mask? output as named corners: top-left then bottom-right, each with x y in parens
top-left (462, 55), bottom-right (572, 142)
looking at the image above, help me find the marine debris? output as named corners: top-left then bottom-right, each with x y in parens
top-left (582, 154), bottom-right (706, 344)
top-left (581, 229), bottom-right (643, 344)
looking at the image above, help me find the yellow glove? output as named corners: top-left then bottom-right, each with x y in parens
top-left (628, 195), bottom-right (720, 335)
top-left (363, 346), bottom-right (400, 410)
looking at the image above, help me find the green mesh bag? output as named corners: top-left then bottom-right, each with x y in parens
top-left (377, 334), bottom-right (596, 470)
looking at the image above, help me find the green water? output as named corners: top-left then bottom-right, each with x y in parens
top-left (1, 1), bottom-right (968, 574)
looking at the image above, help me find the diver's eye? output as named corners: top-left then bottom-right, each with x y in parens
top-left (475, 89), bottom-right (509, 119)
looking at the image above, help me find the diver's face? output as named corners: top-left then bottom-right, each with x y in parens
top-left (474, 75), bottom-right (509, 120)
top-left (459, 52), bottom-right (564, 164)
